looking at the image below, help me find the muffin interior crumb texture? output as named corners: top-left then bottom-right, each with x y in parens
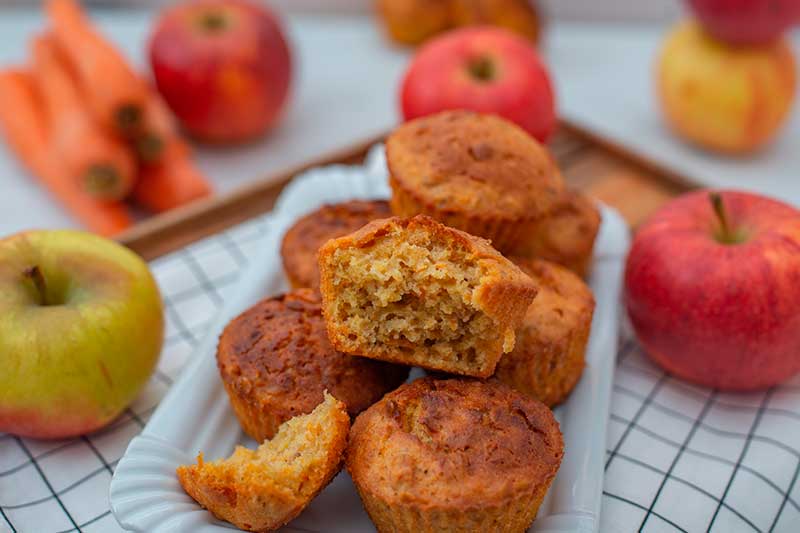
top-left (177, 393), bottom-right (348, 532)
top-left (196, 395), bottom-right (337, 493)
top-left (329, 223), bottom-right (497, 374)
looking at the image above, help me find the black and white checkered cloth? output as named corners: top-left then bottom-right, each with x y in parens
top-left (1, 214), bottom-right (798, 533)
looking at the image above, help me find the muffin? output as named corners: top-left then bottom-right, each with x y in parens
top-left (376, 0), bottom-right (451, 45)
top-left (318, 215), bottom-right (537, 378)
top-left (281, 200), bottom-right (392, 289)
top-left (450, 0), bottom-right (542, 44)
top-left (177, 393), bottom-right (349, 532)
top-left (347, 378), bottom-right (564, 533)
top-left (377, 0), bottom-right (542, 46)
top-left (387, 110), bottom-right (566, 254)
top-left (217, 289), bottom-right (408, 442)
top-left (514, 189), bottom-right (601, 278)
top-left (494, 258), bottom-right (595, 407)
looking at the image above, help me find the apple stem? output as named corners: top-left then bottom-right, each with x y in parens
top-left (710, 192), bottom-right (734, 243)
top-left (23, 265), bottom-right (48, 306)
top-left (200, 12), bottom-right (227, 32)
top-left (467, 56), bottom-right (495, 82)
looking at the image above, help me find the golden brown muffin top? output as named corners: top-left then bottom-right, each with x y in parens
top-left (281, 200), bottom-right (392, 289)
top-left (387, 110), bottom-right (565, 220)
top-left (347, 378), bottom-right (563, 508)
top-left (517, 189), bottom-right (601, 270)
top-left (512, 257), bottom-right (595, 341)
top-left (217, 289), bottom-right (408, 420)
top-left (546, 189), bottom-right (601, 253)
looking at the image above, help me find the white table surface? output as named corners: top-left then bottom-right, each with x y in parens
top-left (0, 9), bottom-right (798, 237)
top-left (553, 24), bottom-right (800, 206)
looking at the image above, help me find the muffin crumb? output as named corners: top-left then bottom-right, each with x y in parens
top-left (178, 393), bottom-right (349, 533)
top-left (318, 215), bottom-right (536, 377)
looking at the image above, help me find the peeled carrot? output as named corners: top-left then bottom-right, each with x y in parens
top-left (134, 91), bottom-right (178, 164)
top-left (31, 34), bottom-right (136, 201)
top-left (47, 0), bottom-right (148, 135)
top-left (133, 137), bottom-right (213, 213)
top-left (132, 93), bottom-right (212, 211)
top-left (0, 69), bottom-right (132, 236)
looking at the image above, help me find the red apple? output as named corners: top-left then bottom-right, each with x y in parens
top-left (686, 0), bottom-right (800, 44)
top-left (400, 26), bottom-right (556, 142)
top-left (625, 190), bottom-right (800, 390)
top-left (149, 0), bottom-right (291, 143)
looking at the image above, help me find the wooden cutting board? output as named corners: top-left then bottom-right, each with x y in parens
top-left (117, 119), bottom-right (690, 261)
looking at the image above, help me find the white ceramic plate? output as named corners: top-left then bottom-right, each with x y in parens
top-left (109, 147), bottom-right (630, 533)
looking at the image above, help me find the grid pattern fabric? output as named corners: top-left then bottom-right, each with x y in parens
top-left (1, 214), bottom-right (799, 533)
top-left (603, 331), bottom-right (800, 533)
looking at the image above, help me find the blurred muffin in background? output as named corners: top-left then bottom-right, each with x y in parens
top-left (376, 0), bottom-right (451, 45)
top-left (450, 0), bottom-right (541, 44)
top-left (376, 0), bottom-right (542, 46)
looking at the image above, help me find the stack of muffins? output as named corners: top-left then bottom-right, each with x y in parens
top-left (177, 110), bottom-right (600, 533)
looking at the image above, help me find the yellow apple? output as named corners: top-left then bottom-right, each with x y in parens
top-left (656, 20), bottom-right (796, 154)
top-left (0, 230), bottom-right (164, 438)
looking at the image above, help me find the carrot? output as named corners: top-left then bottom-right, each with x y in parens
top-left (0, 69), bottom-right (132, 236)
top-left (31, 34), bottom-right (137, 201)
top-left (132, 92), bottom-right (212, 211)
top-left (133, 137), bottom-right (213, 212)
top-left (46, 0), bottom-right (148, 135)
top-left (134, 91), bottom-right (178, 164)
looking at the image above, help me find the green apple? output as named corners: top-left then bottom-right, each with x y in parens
top-left (0, 230), bottom-right (164, 439)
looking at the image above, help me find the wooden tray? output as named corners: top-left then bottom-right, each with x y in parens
top-left (117, 120), bottom-right (693, 261)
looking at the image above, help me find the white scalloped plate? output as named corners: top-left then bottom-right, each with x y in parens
top-left (109, 146), bottom-right (630, 533)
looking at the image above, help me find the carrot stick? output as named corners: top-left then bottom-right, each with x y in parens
top-left (0, 69), bottom-right (132, 236)
top-left (46, 0), bottom-right (148, 135)
top-left (31, 34), bottom-right (137, 201)
top-left (133, 138), bottom-right (213, 213)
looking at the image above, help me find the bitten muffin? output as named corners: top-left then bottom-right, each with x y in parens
top-left (318, 215), bottom-right (537, 378)
top-left (177, 393), bottom-right (349, 532)
top-left (514, 189), bottom-right (601, 278)
top-left (387, 110), bottom-right (566, 254)
top-left (494, 258), bottom-right (595, 407)
top-left (347, 378), bottom-right (564, 533)
top-left (281, 200), bottom-right (392, 289)
top-left (217, 289), bottom-right (408, 442)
